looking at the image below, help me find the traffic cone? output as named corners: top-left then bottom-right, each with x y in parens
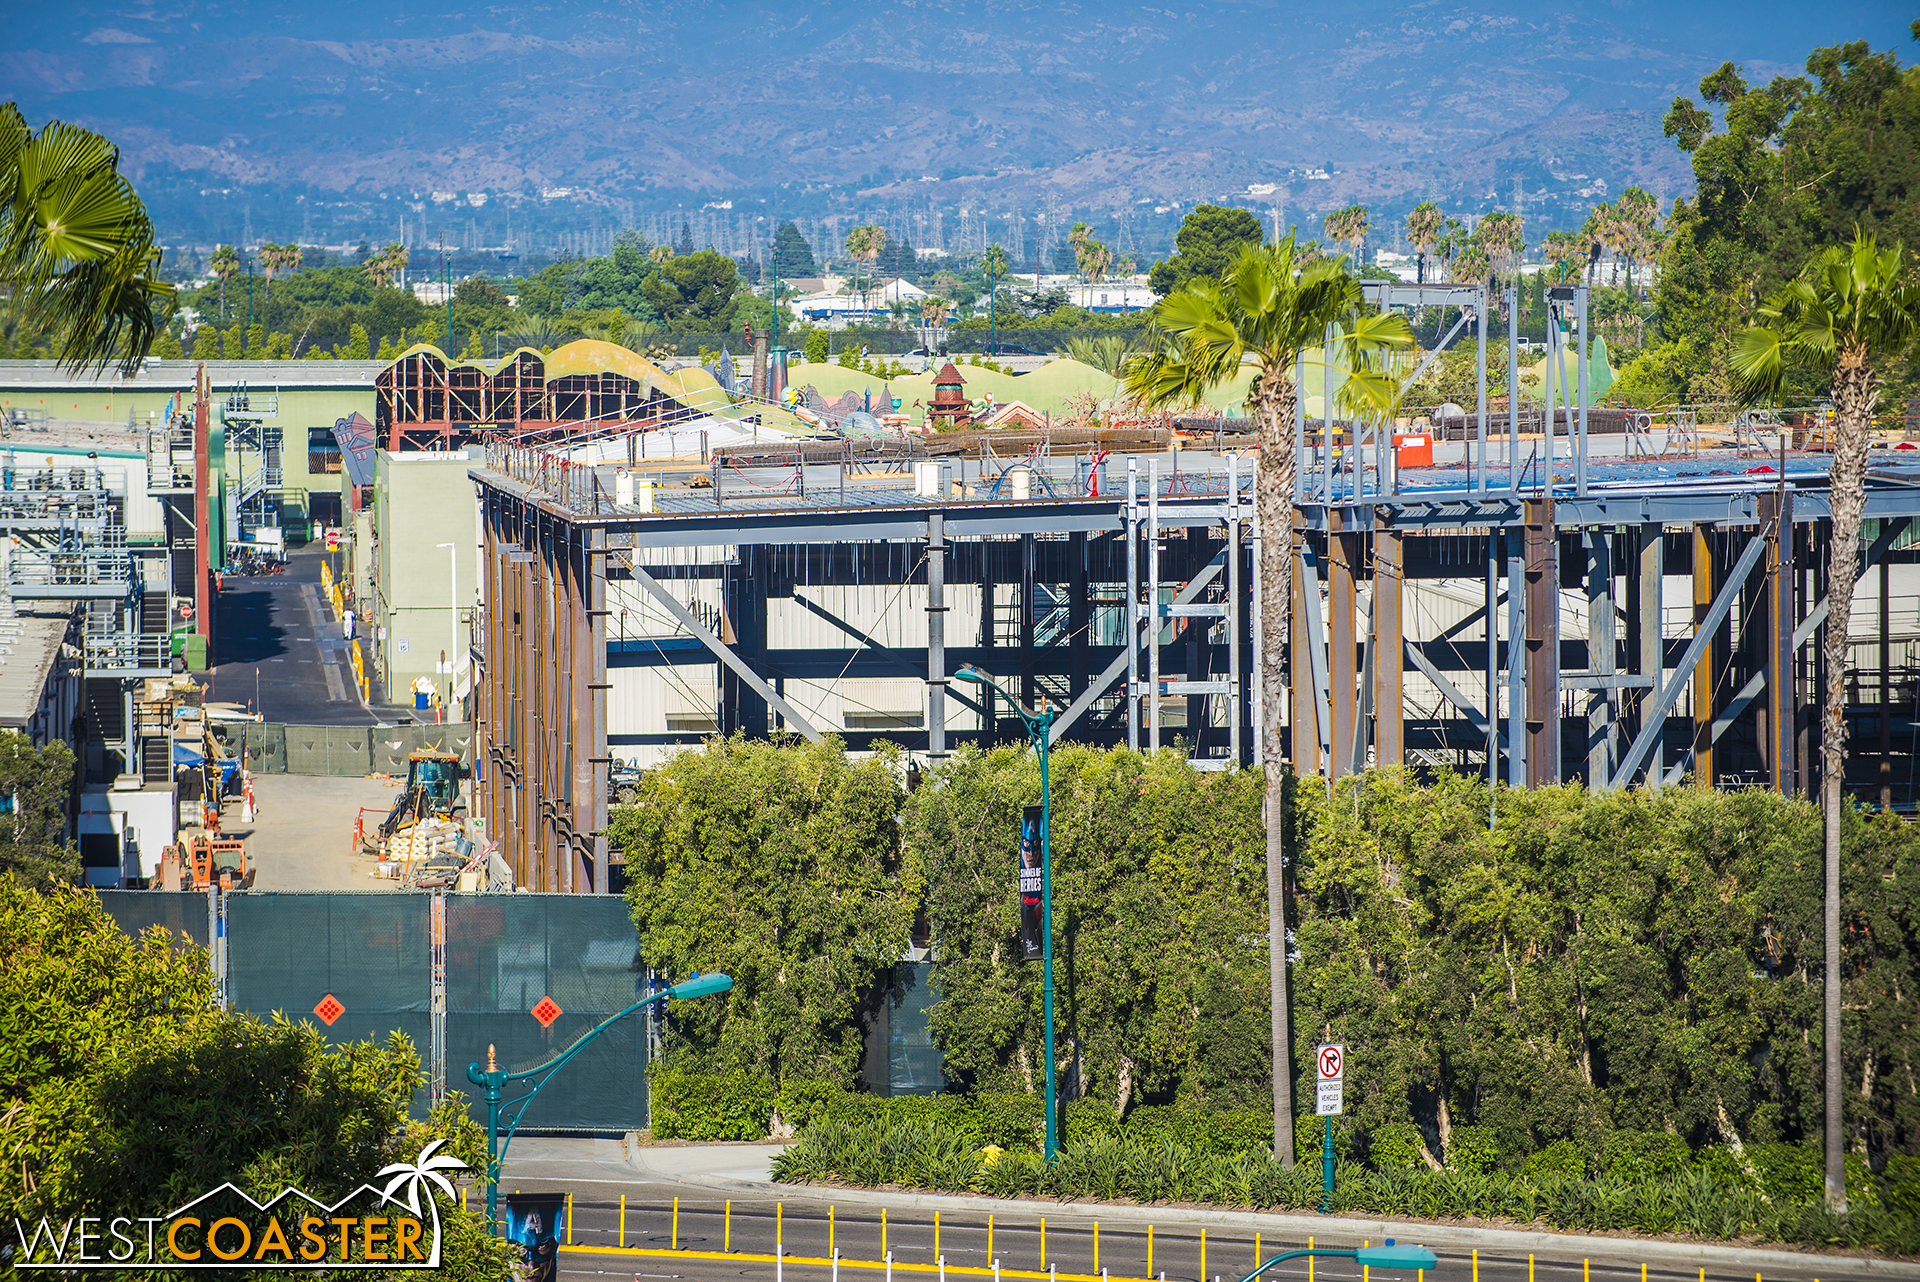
top-left (240, 771), bottom-right (255, 823)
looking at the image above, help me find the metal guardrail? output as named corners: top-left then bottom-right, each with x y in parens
top-left (9, 545), bottom-right (135, 598)
top-left (82, 625), bottom-right (170, 674)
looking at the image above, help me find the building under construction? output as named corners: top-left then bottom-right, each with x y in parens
top-left (454, 286), bottom-right (1920, 894)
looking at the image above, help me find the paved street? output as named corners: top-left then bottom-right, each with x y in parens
top-left (491, 1142), bottom-right (1893, 1282)
top-left (210, 543), bottom-right (379, 725)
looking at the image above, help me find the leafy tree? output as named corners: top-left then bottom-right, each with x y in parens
top-left (1733, 232), bottom-right (1920, 1209)
top-left (771, 221), bottom-right (818, 278)
top-left (802, 328), bottom-right (829, 364)
top-left (568, 231), bottom-right (661, 321)
top-left (0, 880), bottom-right (510, 1279)
top-left (364, 288), bottom-right (430, 351)
top-left (0, 733), bottom-right (75, 887)
top-left (276, 264), bottom-right (376, 310)
top-left (1657, 36), bottom-right (1920, 395)
top-left (1149, 204), bottom-right (1264, 296)
top-left (1125, 238), bottom-right (1410, 1165)
top-left (0, 104), bottom-right (175, 375)
top-left (450, 276), bottom-right (517, 344)
top-left (615, 737), bottom-right (920, 1086)
top-left (221, 324), bottom-right (242, 360)
top-left (640, 250), bottom-right (741, 332)
top-left (190, 326), bottom-right (217, 360)
top-left (345, 323), bottom-right (370, 360)
top-left (153, 330), bottom-right (183, 360)
top-left (675, 219), bottom-right (695, 257)
top-left (244, 323), bottom-right (266, 360)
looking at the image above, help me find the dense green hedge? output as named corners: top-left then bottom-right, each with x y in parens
top-left (771, 1115), bottom-right (1920, 1255)
top-left (618, 740), bottom-right (1920, 1177)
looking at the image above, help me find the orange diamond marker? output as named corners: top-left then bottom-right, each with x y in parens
top-left (531, 996), bottom-right (562, 1028)
top-left (313, 994), bottom-right (345, 1026)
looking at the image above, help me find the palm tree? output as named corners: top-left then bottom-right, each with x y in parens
top-left (377, 1138), bottom-right (467, 1266)
top-left (1542, 230), bottom-right (1585, 284)
top-left (1124, 236), bottom-right (1411, 1170)
top-left (258, 242), bottom-right (284, 304)
top-left (1076, 235), bottom-right (1114, 310)
top-left (209, 244), bottom-right (241, 322)
top-left (982, 243), bottom-right (1010, 348)
top-left (1405, 201), bottom-right (1443, 284)
top-left (1323, 205), bottom-right (1371, 261)
top-left (1732, 231), bottom-right (1920, 1214)
top-left (845, 225), bottom-right (884, 319)
top-left (0, 103), bottom-right (176, 375)
top-left (1475, 212), bottom-right (1524, 287)
top-left (364, 243), bottom-right (408, 290)
top-left (1616, 187), bottom-right (1661, 297)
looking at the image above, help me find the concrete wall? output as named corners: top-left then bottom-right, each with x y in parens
top-left (0, 360), bottom-right (381, 531)
top-left (373, 448), bottom-right (480, 710)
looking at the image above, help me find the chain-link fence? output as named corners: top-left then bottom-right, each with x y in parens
top-left (93, 890), bottom-right (646, 1133)
top-left (224, 722), bottom-right (472, 777)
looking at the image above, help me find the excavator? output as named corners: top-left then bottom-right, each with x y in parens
top-left (157, 833), bottom-right (251, 890)
top-left (362, 750), bottom-right (464, 856)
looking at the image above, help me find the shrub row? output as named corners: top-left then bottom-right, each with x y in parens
top-left (770, 1116), bottom-right (1920, 1255)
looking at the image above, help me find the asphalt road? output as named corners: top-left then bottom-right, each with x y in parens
top-left (211, 544), bottom-right (379, 725)
top-left (493, 1143), bottom-right (1860, 1282)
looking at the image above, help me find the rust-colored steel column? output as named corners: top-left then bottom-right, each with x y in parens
top-left (587, 527), bottom-right (610, 891)
top-left (1289, 519), bottom-right (1320, 776)
top-left (1691, 526), bottom-right (1717, 790)
top-left (1764, 494), bottom-right (1797, 796)
top-left (1327, 510), bottom-right (1358, 780)
top-left (193, 364), bottom-right (212, 644)
top-left (1524, 498), bottom-right (1560, 787)
top-left (1372, 524), bottom-right (1404, 768)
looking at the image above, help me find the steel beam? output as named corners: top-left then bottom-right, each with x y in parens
top-left (1611, 529), bottom-right (1770, 789)
top-left (927, 513), bottom-right (948, 759)
top-left (1405, 641), bottom-right (1509, 751)
top-left (1047, 554), bottom-right (1223, 746)
top-left (628, 563), bottom-right (824, 741)
top-left (1328, 512), bottom-right (1359, 779)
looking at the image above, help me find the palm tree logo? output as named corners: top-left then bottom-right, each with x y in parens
top-left (376, 1138), bottom-right (468, 1267)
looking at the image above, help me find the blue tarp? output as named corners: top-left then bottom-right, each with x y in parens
top-left (174, 742), bottom-right (240, 793)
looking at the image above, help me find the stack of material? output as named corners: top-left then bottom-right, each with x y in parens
top-left (389, 817), bottom-right (462, 867)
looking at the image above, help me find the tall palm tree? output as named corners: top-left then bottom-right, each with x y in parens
top-left (1617, 187), bottom-right (1661, 297)
top-left (364, 242), bottom-right (408, 290)
top-left (258, 242), bottom-right (283, 304)
top-left (1733, 231), bottom-right (1920, 1214)
top-left (209, 244), bottom-right (241, 321)
top-left (982, 243), bottom-right (1010, 347)
top-left (1323, 205), bottom-right (1371, 261)
top-left (0, 103), bottom-right (176, 375)
top-left (845, 225), bottom-right (884, 319)
top-left (1124, 236), bottom-right (1411, 1169)
top-left (1405, 201), bottom-right (1443, 284)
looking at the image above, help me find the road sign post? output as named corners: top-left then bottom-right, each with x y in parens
top-left (1315, 1044), bottom-right (1344, 1211)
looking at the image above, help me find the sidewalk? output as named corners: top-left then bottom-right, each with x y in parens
top-left (606, 1137), bottom-right (1918, 1280)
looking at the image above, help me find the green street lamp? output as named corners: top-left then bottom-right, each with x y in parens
top-left (953, 663), bottom-right (1060, 1161)
top-left (1239, 1243), bottom-right (1438, 1282)
top-left (466, 971), bottom-right (733, 1228)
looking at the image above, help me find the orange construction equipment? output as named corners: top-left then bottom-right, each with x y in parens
top-left (157, 833), bottom-right (251, 891)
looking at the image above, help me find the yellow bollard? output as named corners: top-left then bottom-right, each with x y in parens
top-left (989, 1215), bottom-right (994, 1263)
top-left (1473, 1249), bottom-right (1478, 1282)
top-left (462, 1187), bottom-right (468, 1212)
top-left (1363, 1239), bottom-right (1369, 1282)
top-left (1529, 1255), bottom-right (1535, 1282)
top-left (566, 1193), bottom-right (574, 1246)
top-left (1308, 1237), bottom-right (1314, 1282)
top-left (1254, 1233), bottom-right (1260, 1269)
top-left (672, 1196), bottom-right (679, 1250)
top-left (726, 1200), bottom-right (732, 1253)
top-left (831, 1206), bottom-right (837, 1257)
top-left (935, 1210), bottom-right (941, 1261)
top-left (778, 1202), bottom-right (784, 1253)
top-left (882, 1208), bottom-right (888, 1257)
top-left (1041, 1218), bottom-right (1047, 1268)
top-left (1148, 1226), bottom-right (1155, 1278)
top-left (620, 1195), bottom-right (627, 1249)
top-left (1201, 1228), bottom-right (1207, 1282)
top-left (1585, 1261), bottom-right (1590, 1282)
top-left (1094, 1222), bottom-right (1100, 1274)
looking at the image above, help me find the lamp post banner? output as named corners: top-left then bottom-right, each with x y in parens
top-left (1018, 803), bottom-right (1045, 960)
top-left (504, 1194), bottom-right (564, 1282)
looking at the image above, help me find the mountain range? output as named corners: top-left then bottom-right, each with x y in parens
top-left (5, 1), bottom-right (1914, 243)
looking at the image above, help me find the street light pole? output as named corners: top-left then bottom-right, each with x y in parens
top-left (954, 664), bottom-right (1059, 1161)
top-left (466, 972), bottom-right (732, 1229)
top-left (437, 541), bottom-right (457, 718)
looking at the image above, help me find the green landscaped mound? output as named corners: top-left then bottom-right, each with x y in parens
top-left (782, 358), bottom-right (1267, 419)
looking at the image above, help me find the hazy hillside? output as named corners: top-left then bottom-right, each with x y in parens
top-left (5, 1), bottom-right (1911, 244)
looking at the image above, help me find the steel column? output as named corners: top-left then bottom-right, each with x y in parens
top-left (1767, 494), bottom-right (1797, 796)
top-left (1524, 499), bottom-right (1560, 786)
top-left (1691, 527), bottom-right (1718, 789)
top-left (1373, 526), bottom-right (1404, 767)
top-left (927, 513), bottom-right (948, 761)
top-left (1327, 511), bottom-right (1359, 780)
top-left (1585, 529), bottom-right (1616, 783)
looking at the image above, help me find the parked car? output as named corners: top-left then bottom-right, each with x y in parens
top-left (980, 343), bottom-right (1040, 356)
top-left (610, 759), bottom-right (645, 805)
